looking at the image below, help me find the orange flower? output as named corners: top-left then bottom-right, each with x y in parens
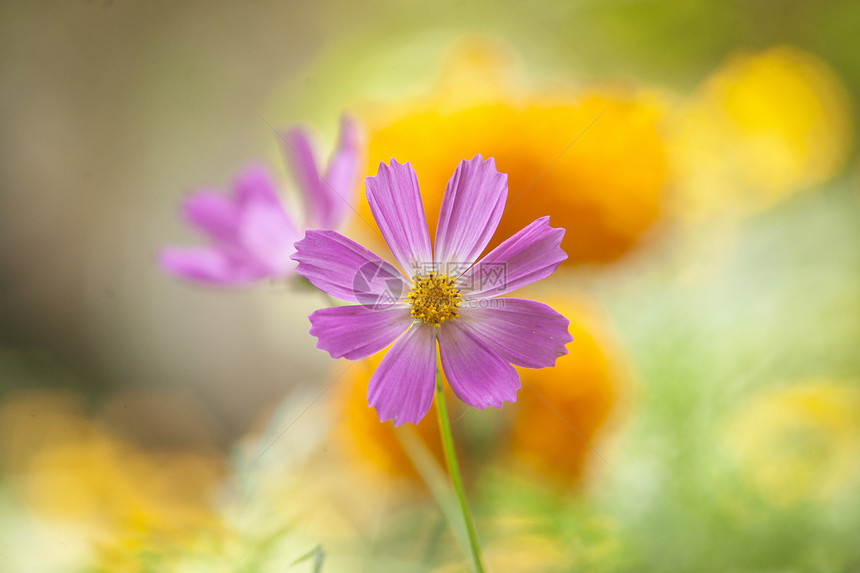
top-left (331, 351), bottom-right (446, 485)
top-left (503, 294), bottom-right (623, 486)
top-left (330, 293), bottom-right (623, 490)
top-left (354, 41), bottom-right (669, 265)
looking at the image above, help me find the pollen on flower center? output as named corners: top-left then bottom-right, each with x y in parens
top-left (407, 272), bottom-right (462, 327)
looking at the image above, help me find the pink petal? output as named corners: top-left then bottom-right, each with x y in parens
top-left (365, 160), bottom-right (432, 277)
top-left (321, 115), bottom-right (362, 229)
top-left (309, 305), bottom-right (412, 360)
top-left (181, 189), bottom-right (241, 242)
top-left (237, 200), bottom-right (301, 276)
top-left (434, 155), bottom-right (507, 267)
top-left (458, 299), bottom-right (572, 368)
top-left (438, 320), bottom-right (520, 409)
top-left (367, 323), bottom-right (437, 426)
top-left (280, 127), bottom-right (330, 227)
top-left (459, 217), bottom-right (566, 298)
top-left (233, 164), bottom-right (282, 207)
top-left (158, 246), bottom-right (268, 285)
top-left (163, 164), bottom-right (301, 286)
top-left (292, 230), bottom-right (409, 303)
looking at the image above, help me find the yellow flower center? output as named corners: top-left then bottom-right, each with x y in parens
top-left (407, 272), bottom-right (462, 327)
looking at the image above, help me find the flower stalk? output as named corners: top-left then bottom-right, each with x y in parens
top-left (434, 366), bottom-right (486, 573)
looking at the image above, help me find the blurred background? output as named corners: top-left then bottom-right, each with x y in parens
top-left (2, 1), bottom-right (860, 571)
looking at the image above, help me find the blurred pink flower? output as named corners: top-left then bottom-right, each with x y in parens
top-left (293, 155), bottom-right (572, 425)
top-left (160, 116), bottom-right (361, 285)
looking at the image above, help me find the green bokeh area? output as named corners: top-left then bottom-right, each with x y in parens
top-left (583, 180), bottom-right (860, 572)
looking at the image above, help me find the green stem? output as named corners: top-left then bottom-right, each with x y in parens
top-left (435, 367), bottom-right (486, 573)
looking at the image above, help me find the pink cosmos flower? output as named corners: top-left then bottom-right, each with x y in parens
top-left (160, 116), bottom-right (361, 285)
top-left (293, 155), bottom-right (572, 425)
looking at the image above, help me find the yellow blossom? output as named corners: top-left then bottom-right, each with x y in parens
top-left (669, 46), bottom-right (852, 218)
top-left (726, 380), bottom-right (860, 506)
top-left (0, 390), bottom-right (222, 556)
